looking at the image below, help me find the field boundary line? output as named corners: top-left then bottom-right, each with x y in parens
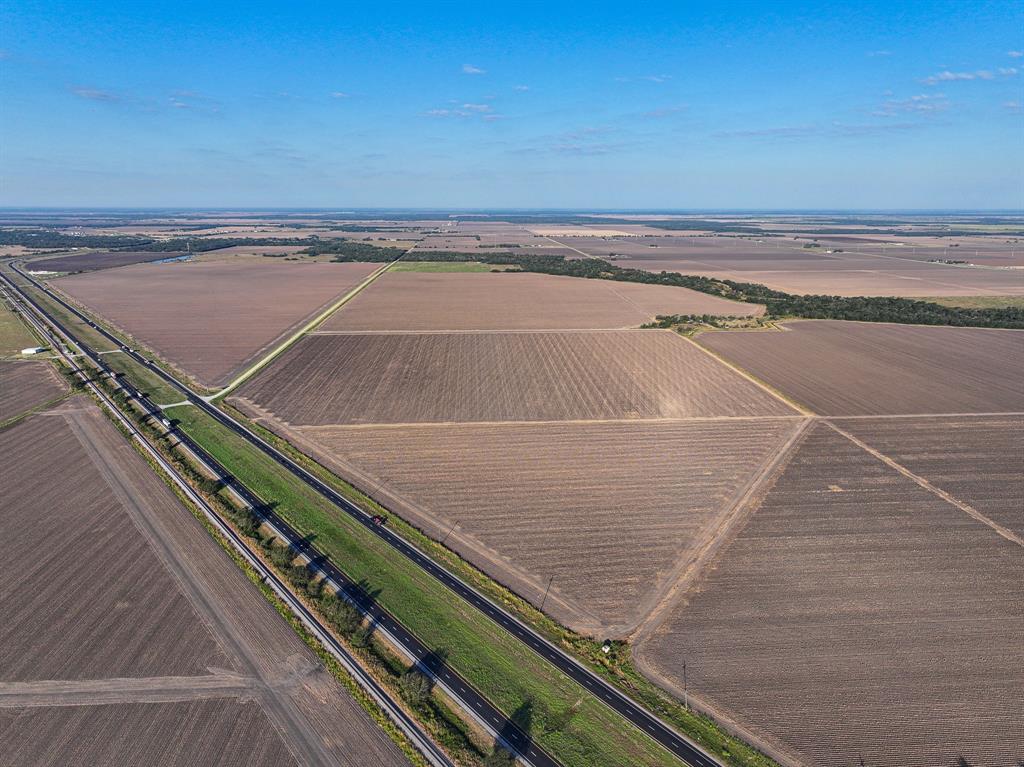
top-left (629, 416), bottom-right (815, 644)
top-left (0, 674), bottom-right (257, 708)
top-left (826, 420), bottom-right (1024, 547)
top-left (212, 252), bottom-right (407, 400)
top-left (293, 414), bottom-right (809, 431)
top-left (679, 332), bottom-right (815, 416)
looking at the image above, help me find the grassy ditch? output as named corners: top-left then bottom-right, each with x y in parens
top-left (168, 403), bottom-right (694, 767)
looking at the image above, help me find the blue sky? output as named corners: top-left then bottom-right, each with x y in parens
top-left (1, 0), bottom-right (1021, 209)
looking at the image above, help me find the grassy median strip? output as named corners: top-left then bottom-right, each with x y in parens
top-left (168, 404), bottom-right (681, 767)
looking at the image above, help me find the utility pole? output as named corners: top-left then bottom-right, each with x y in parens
top-left (683, 660), bottom-right (688, 710)
top-left (540, 575), bottom-right (555, 612)
top-left (442, 519), bottom-right (458, 544)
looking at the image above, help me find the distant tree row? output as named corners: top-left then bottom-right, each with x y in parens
top-left (302, 240), bottom-right (407, 259)
top-left (391, 250), bottom-right (1024, 329)
top-left (0, 229), bottom-right (152, 249)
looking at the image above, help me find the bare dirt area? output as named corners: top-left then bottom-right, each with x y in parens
top-left (53, 260), bottom-right (380, 386)
top-left (0, 361), bottom-right (66, 422)
top-left (0, 400), bottom-right (410, 766)
top-left (287, 418), bottom-right (801, 635)
top-left (0, 700), bottom-right (296, 766)
top-left (30, 250), bottom-right (179, 273)
top-left (0, 409), bottom-right (229, 681)
top-left (321, 271), bottom-right (760, 332)
top-left (837, 414), bottom-right (1024, 538)
top-left (234, 330), bottom-right (795, 425)
top-left (699, 320), bottom-right (1024, 415)
top-left (636, 422), bottom-right (1024, 767)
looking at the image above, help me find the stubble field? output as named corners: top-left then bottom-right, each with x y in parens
top-left (698, 320), bottom-right (1024, 415)
top-left (53, 260), bottom-right (379, 386)
top-left (31, 250), bottom-right (180, 273)
top-left (235, 330), bottom-right (794, 425)
top-left (320, 271), bottom-right (761, 332)
top-left (637, 422), bottom-right (1024, 767)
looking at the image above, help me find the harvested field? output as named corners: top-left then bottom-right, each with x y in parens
top-left (0, 700), bottom-right (296, 766)
top-left (699, 320), bottom-right (1024, 415)
top-left (0, 361), bottom-right (66, 422)
top-left (32, 250), bottom-right (176, 273)
top-left (281, 418), bottom-right (801, 634)
top-left (235, 331), bottom-right (795, 425)
top-left (0, 399), bottom-right (411, 765)
top-left (54, 260), bottom-right (380, 386)
top-left (0, 411), bottom-right (228, 681)
top-left (637, 422), bottom-right (1024, 767)
top-left (837, 414), bottom-right (1024, 538)
top-left (321, 271), bottom-right (761, 332)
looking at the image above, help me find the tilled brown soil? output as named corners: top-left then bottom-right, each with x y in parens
top-left (288, 417), bottom-right (801, 635)
top-left (699, 320), bottom-right (1024, 415)
top-left (54, 260), bottom-right (379, 386)
top-left (0, 700), bottom-right (297, 767)
top-left (637, 422), bottom-right (1024, 767)
top-left (0, 361), bottom-right (66, 422)
top-left (0, 401), bottom-right (410, 766)
top-left (836, 414), bottom-right (1024, 538)
top-left (321, 271), bottom-right (761, 332)
top-left (235, 330), bottom-right (795, 425)
top-left (0, 412), bottom-right (229, 681)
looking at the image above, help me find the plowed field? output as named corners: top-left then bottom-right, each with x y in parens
top-left (235, 330), bottom-right (795, 425)
top-left (0, 362), bottom-right (66, 422)
top-left (638, 422), bottom-right (1024, 767)
top-left (54, 260), bottom-right (379, 386)
top-left (699, 320), bottom-right (1024, 415)
top-left (321, 271), bottom-right (761, 332)
top-left (289, 418), bottom-right (801, 635)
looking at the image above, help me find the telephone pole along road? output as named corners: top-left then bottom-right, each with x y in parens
top-left (10, 262), bottom-right (724, 767)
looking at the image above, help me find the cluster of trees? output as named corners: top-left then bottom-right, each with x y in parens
top-left (0, 229), bottom-right (152, 249)
top-left (395, 250), bottom-right (1024, 329)
top-left (135, 236), bottom-right (307, 252)
top-left (302, 240), bottom-right (406, 259)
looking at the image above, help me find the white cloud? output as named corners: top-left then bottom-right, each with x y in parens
top-left (1004, 100), bottom-right (1023, 113)
top-left (642, 104), bottom-right (688, 118)
top-left (461, 103), bottom-right (491, 112)
top-left (872, 93), bottom-right (949, 116)
top-left (866, 50), bottom-right (892, 57)
top-left (513, 84), bottom-right (530, 92)
top-left (922, 67), bottom-right (1017, 85)
top-left (71, 86), bottom-right (119, 102)
top-left (331, 91), bottom-right (350, 98)
top-left (1008, 51), bottom-right (1023, 58)
top-left (462, 64), bottom-right (486, 75)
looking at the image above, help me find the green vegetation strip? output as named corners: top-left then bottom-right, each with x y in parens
top-left (170, 404), bottom-right (689, 767)
top-left (321, 247), bottom-right (1024, 329)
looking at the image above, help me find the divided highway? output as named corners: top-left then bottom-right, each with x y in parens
top-left (10, 262), bottom-right (724, 767)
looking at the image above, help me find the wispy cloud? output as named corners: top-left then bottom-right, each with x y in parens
top-left (872, 93), bottom-right (949, 116)
top-left (922, 67), bottom-right (1017, 85)
top-left (513, 84), bottom-right (530, 92)
top-left (423, 102), bottom-right (501, 121)
top-left (615, 74), bottom-right (672, 84)
top-left (1004, 100), bottom-right (1023, 113)
top-left (462, 64), bottom-right (486, 75)
top-left (331, 91), bottom-right (350, 99)
top-left (461, 103), bottom-right (491, 112)
top-left (715, 121), bottom-right (924, 140)
top-left (866, 50), bottom-right (891, 57)
top-left (1008, 51), bottom-right (1023, 58)
top-left (71, 86), bottom-right (119, 102)
top-left (168, 89), bottom-right (220, 113)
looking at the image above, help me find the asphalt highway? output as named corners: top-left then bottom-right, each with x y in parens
top-left (12, 263), bottom-right (723, 767)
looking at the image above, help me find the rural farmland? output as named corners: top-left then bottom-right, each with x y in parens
top-left (53, 260), bottom-right (380, 386)
top-left (637, 422), bottom-right (1024, 767)
top-left (0, 361), bottom-right (65, 423)
top-left (0, 399), bottom-right (411, 766)
top-left (698, 320), bottom-right (1024, 415)
top-left (321, 270), bottom-right (762, 332)
top-left (31, 250), bottom-right (183, 273)
top-left (234, 330), bottom-right (795, 425)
